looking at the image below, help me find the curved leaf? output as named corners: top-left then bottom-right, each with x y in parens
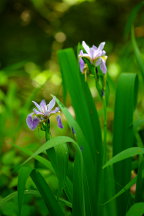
top-left (126, 203), bottom-right (144, 216)
top-left (103, 147), bottom-right (144, 168)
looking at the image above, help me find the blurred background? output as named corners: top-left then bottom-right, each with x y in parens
top-left (0, 0), bottom-right (144, 215)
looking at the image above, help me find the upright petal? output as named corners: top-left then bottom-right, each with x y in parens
top-left (40, 99), bottom-right (47, 112)
top-left (78, 50), bottom-right (84, 58)
top-left (98, 42), bottom-right (105, 50)
top-left (26, 114), bottom-right (40, 130)
top-left (56, 115), bottom-right (63, 128)
top-left (32, 101), bottom-right (41, 112)
top-left (82, 41), bottom-right (90, 54)
top-left (47, 97), bottom-right (56, 112)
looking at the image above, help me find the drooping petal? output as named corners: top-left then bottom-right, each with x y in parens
top-left (98, 42), bottom-right (105, 50)
top-left (79, 58), bottom-right (85, 73)
top-left (100, 59), bottom-right (107, 74)
top-left (49, 107), bottom-right (60, 115)
top-left (26, 114), bottom-right (40, 130)
top-left (95, 58), bottom-right (102, 66)
top-left (82, 41), bottom-right (90, 54)
top-left (33, 108), bottom-right (43, 115)
top-left (56, 115), bottom-right (63, 128)
top-left (32, 101), bottom-right (41, 112)
top-left (47, 97), bottom-right (56, 112)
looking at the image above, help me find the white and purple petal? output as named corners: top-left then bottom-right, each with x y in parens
top-left (100, 59), bottom-right (107, 74)
top-left (56, 115), bottom-right (63, 128)
top-left (98, 42), bottom-right (105, 51)
top-left (47, 97), bottom-right (56, 112)
top-left (40, 99), bottom-right (47, 113)
top-left (82, 41), bottom-right (90, 54)
top-left (26, 114), bottom-right (40, 130)
top-left (33, 108), bottom-right (43, 115)
top-left (32, 101), bottom-right (41, 112)
top-left (95, 58), bottom-right (102, 66)
top-left (79, 58), bottom-right (85, 73)
top-left (49, 107), bottom-right (60, 115)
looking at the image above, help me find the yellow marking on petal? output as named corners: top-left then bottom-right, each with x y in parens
top-left (101, 56), bottom-right (107, 61)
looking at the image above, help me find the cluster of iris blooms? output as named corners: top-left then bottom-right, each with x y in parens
top-left (26, 41), bottom-right (107, 132)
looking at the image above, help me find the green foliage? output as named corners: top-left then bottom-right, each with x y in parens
top-left (0, 1), bottom-right (144, 216)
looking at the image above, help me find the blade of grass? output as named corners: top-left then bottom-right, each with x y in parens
top-left (55, 96), bottom-right (96, 216)
top-left (113, 73), bottom-right (138, 216)
top-left (103, 147), bottom-right (144, 168)
top-left (21, 136), bottom-right (78, 166)
top-left (131, 26), bottom-right (144, 81)
top-left (0, 190), bottom-right (40, 207)
top-left (18, 166), bottom-right (33, 216)
top-left (103, 176), bottom-right (137, 205)
top-left (55, 143), bottom-right (68, 195)
top-left (72, 147), bottom-right (85, 216)
top-left (30, 169), bottom-right (64, 216)
top-left (135, 156), bottom-right (144, 202)
top-left (126, 202), bottom-right (144, 216)
top-left (57, 49), bottom-right (103, 215)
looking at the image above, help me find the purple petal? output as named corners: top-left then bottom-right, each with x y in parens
top-left (82, 41), bottom-right (90, 54)
top-left (89, 48), bottom-right (96, 59)
top-left (79, 58), bottom-right (85, 73)
top-left (40, 99), bottom-right (47, 112)
top-left (56, 115), bottom-right (63, 128)
top-left (98, 42), bottom-right (105, 50)
top-left (32, 101), bottom-right (41, 112)
top-left (100, 59), bottom-right (107, 74)
top-left (95, 58), bottom-right (102, 66)
top-left (49, 107), bottom-right (60, 115)
top-left (33, 108), bottom-right (43, 115)
top-left (26, 114), bottom-right (40, 130)
top-left (78, 50), bottom-right (84, 57)
top-left (47, 97), bottom-right (56, 112)
top-left (92, 45), bottom-right (97, 50)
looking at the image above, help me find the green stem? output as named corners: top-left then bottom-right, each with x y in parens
top-left (103, 96), bottom-right (107, 164)
top-left (45, 119), bottom-right (51, 141)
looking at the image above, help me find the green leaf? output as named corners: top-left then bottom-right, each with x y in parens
top-left (14, 144), bottom-right (55, 173)
top-left (30, 169), bottom-right (64, 216)
top-left (55, 96), bottom-right (96, 216)
top-left (55, 143), bottom-right (68, 195)
top-left (126, 203), bottom-right (144, 216)
top-left (103, 147), bottom-right (144, 168)
top-left (131, 26), bottom-right (144, 81)
top-left (112, 73), bottom-right (138, 216)
top-left (103, 176), bottom-right (137, 205)
top-left (18, 166), bottom-right (33, 216)
top-left (72, 148), bottom-right (85, 216)
top-left (135, 156), bottom-right (144, 202)
top-left (0, 190), bottom-right (40, 208)
top-left (21, 136), bottom-right (78, 166)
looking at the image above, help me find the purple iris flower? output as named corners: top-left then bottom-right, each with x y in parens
top-left (26, 97), bottom-right (63, 130)
top-left (79, 41), bottom-right (107, 74)
top-left (79, 57), bottom-right (85, 73)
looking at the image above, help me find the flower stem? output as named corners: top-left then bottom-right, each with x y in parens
top-left (103, 96), bottom-right (107, 164)
top-left (45, 119), bottom-right (51, 141)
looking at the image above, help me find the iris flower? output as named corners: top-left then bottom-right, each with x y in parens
top-left (26, 97), bottom-right (63, 130)
top-left (79, 41), bottom-right (107, 74)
